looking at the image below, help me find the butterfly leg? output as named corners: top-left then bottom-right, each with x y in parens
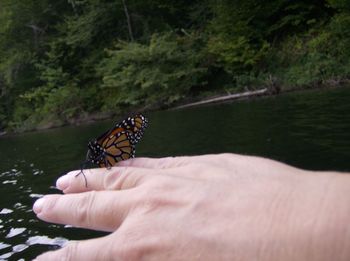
top-left (75, 161), bottom-right (88, 188)
top-left (103, 154), bottom-right (112, 170)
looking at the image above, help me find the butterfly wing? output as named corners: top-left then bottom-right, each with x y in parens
top-left (95, 126), bottom-right (124, 145)
top-left (115, 114), bottom-right (148, 144)
top-left (98, 131), bottom-right (135, 168)
top-left (87, 114), bottom-right (147, 168)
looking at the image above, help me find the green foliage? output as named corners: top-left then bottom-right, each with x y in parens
top-left (266, 12), bottom-right (350, 89)
top-left (208, 35), bottom-right (270, 73)
top-left (98, 33), bottom-right (207, 109)
top-left (327, 0), bottom-right (350, 11)
top-left (0, 0), bottom-right (349, 132)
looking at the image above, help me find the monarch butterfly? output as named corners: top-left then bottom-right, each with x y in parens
top-left (77, 114), bottom-right (148, 186)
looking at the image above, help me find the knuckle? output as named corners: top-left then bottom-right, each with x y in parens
top-left (75, 191), bottom-right (96, 226)
top-left (43, 195), bottom-right (60, 212)
top-left (187, 162), bottom-right (206, 171)
top-left (112, 241), bottom-right (138, 260)
top-left (112, 229), bottom-right (151, 261)
top-left (159, 156), bottom-right (187, 168)
top-left (61, 241), bottom-right (80, 261)
top-left (136, 181), bottom-right (177, 213)
top-left (158, 157), bottom-right (175, 168)
top-left (142, 196), bottom-right (164, 213)
top-left (117, 167), bottom-right (136, 188)
top-left (105, 167), bottom-right (144, 190)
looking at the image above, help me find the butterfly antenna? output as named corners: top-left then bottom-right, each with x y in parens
top-left (76, 161), bottom-right (88, 188)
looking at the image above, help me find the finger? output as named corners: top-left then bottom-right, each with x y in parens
top-left (116, 156), bottom-right (195, 169)
top-left (61, 162), bottom-right (216, 193)
top-left (34, 234), bottom-right (115, 261)
top-left (56, 169), bottom-right (107, 193)
top-left (117, 154), bottom-right (233, 169)
top-left (33, 191), bottom-right (135, 232)
top-left (58, 155), bottom-right (227, 194)
top-left (58, 166), bottom-right (171, 193)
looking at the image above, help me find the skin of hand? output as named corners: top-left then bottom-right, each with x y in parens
top-left (32, 153), bottom-right (350, 261)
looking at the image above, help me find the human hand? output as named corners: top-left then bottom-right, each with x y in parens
top-left (33, 154), bottom-right (350, 260)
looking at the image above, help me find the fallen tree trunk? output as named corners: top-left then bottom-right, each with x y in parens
top-left (173, 88), bottom-right (268, 110)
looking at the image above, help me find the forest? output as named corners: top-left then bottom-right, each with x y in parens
top-left (0, 0), bottom-right (349, 132)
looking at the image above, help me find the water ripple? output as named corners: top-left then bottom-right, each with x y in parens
top-left (12, 244), bottom-right (29, 253)
top-left (0, 252), bottom-right (12, 259)
top-left (26, 235), bottom-right (69, 247)
top-left (0, 235), bottom-right (69, 260)
top-left (0, 208), bottom-right (13, 215)
top-left (5, 227), bottom-right (27, 238)
top-left (2, 180), bottom-right (17, 185)
top-left (13, 203), bottom-right (26, 210)
top-left (29, 193), bottom-right (44, 199)
top-left (0, 243), bottom-right (10, 251)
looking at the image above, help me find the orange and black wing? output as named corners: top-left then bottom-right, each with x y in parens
top-left (95, 114), bottom-right (147, 146)
top-left (95, 126), bottom-right (124, 145)
top-left (115, 114), bottom-right (148, 144)
top-left (98, 131), bottom-right (135, 168)
top-left (86, 114), bottom-right (147, 168)
top-left (79, 114), bottom-right (147, 187)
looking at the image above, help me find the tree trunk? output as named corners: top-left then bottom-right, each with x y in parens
top-left (121, 0), bottom-right (134, 42)
top-left (26, 23), bottom-right (45, 50)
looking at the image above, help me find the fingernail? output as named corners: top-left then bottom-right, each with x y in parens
top-left (33, 198), bottom-right (45, 214)
top-left (56, 175), bottom-right (71, 190)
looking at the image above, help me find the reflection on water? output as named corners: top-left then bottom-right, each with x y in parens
top-left (0, 86), bottom-right (350, 259)
top-left (0, 235), bottom-right (68, 259)
top-left (0, 161), bottom-right (65, 260)
top-left (6, 228), bottom-right (26, 238)
top-left (0, 126), bottom-right (112, 259)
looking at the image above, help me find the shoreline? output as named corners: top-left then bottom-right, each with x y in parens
top-left (1, 83), bottom-right (348, 136)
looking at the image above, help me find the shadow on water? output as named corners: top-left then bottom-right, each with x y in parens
top-left (0, 86), bottom-right (350, 259)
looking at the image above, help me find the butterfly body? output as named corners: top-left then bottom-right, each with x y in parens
top-left (78, 114), bottom-right (148, 186)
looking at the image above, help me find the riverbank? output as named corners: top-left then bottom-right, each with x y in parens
top-left (2, 1), bottom-right (350, 136)
top-left (1, 82), bottom-right (348, 136)
top-left (1, 88), bottom-right (272, 136)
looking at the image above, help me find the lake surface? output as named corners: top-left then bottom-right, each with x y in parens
top-left (1, 87), bottom-right (350, 260)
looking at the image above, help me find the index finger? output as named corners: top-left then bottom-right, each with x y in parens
top-left (58, 166), bottom-right (176, 193)
top-left (117, 156), bottom-right (198, 169)
top-left (33, 190), bottom-right (137, 232)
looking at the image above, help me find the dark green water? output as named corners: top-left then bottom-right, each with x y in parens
top-left (1, 87), bottom-right (350, 260)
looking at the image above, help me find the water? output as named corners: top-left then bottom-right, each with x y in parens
top-left (0, 87), bottom-right (350, 260)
